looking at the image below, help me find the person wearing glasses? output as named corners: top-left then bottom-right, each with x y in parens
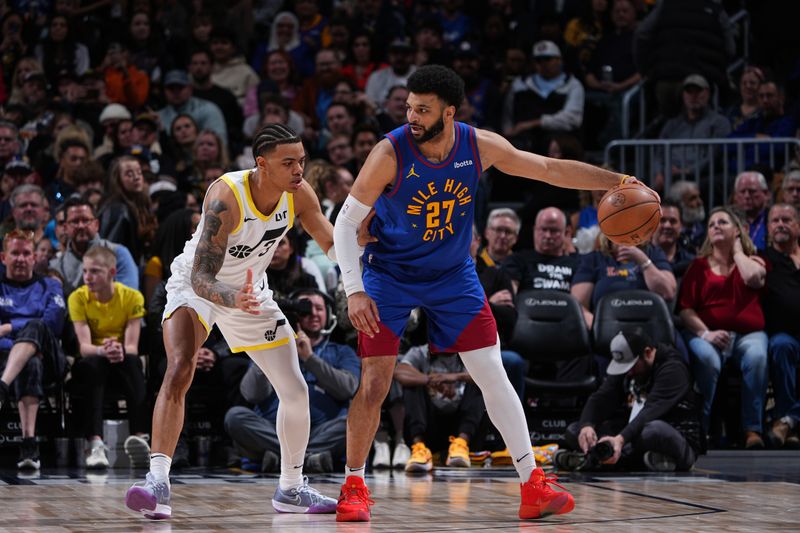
top-left (49, 197), bottom-right (139, 296)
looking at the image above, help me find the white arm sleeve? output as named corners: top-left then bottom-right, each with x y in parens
top-left (333, 194), bottom-right (372, 297)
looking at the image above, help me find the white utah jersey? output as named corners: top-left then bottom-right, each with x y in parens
top-left (169, 169), bottom-right (294, 291)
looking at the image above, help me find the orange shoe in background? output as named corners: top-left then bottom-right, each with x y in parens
top-left (519, 467), bottom-right (575, 519)
top-left (445, 436), bottom-right (470, 467)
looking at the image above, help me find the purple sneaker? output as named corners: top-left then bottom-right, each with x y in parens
top-left (272, 477), bottom-right (337, 514)
top-left (126, 473), bottom-right (172, 519)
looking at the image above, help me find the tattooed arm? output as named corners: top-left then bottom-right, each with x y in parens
top-left (189, 181), bottom-right (242, 308)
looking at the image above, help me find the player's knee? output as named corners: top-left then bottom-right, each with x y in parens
top-left (164, 351), bottom-right (196, 390)
top-left (359, 370), bottom-right (393, 405)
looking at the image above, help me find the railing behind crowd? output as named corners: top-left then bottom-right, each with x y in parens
top-left (603, 138), bottom-right (800, 206)
top-left (620, 9), bottom-right (750, 139)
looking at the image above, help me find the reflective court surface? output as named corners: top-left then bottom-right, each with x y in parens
top-left (1, 451), bottom-right (798, 532)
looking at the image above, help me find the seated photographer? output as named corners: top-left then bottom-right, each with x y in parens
top-left (394, 343), bottom-right (484, 472)
top-left (556, 329), bottom-right (701, 472)
top-left (224, 289), bottom-right (360, 473)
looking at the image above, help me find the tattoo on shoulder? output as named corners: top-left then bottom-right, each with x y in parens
top-left (190, 198), bottom-right (237, 307)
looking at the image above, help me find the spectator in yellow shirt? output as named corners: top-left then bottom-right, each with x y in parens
top-left (68, 245), bottom-right (150, 469)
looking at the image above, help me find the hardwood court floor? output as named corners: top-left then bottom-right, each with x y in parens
top-left (1, 451), bottom-right (798, 532)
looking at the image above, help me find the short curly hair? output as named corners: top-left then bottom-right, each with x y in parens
top-left (407, 65), bottom-right (465, 110)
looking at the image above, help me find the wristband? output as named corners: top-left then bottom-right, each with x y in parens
top-left (96, 345), bottom-right (105, 356)
top-left (700, 330), bottom-right (709, 340)
top-left (620, 174), bottom-right (631, 186)
top-left (640, 258), bottom-right (653, 270)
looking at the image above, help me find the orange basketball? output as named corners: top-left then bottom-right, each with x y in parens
top-left (597, 183), bottom-right (661, 245)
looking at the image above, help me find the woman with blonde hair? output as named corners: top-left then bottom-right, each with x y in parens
top-left (8, 57), bottom-right (44, 104)
top-left (678, 206), bottom-right (768, 449)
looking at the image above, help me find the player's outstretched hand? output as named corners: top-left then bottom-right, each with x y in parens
top-left (621, 175), bottom-right (661, 204)
top-left (348, 292), bottom-right (380, 338)
top-left (235, 269), bottom-right (261, 315)
top-left (357, 209), bottom-right (378, 248)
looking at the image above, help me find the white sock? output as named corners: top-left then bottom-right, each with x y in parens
top-left (345, 464), bottom-right (366, 480)
top-left (248, 337), bottom-right (310, 492)
top-left (89, 438), bottom-right (103, 450)
top-left (149, 453), bottom-right (171, 483)
top-left (460, 338), bottom-right (536, 483)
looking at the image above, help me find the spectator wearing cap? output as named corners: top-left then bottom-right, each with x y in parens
top-left (633, 0), bottom-right (734, 117)
top-left (728, 81), bottom-right (797, 170)
top-left (157, 69), bottom-right (227, 145)
top-left (100, 41), bottom-right (149, 110)
top-left (365, 38), bottom-right (417, 108)
top-left (781, 170), bottom-right (800, 210)
top-left (132, 113), bottom-right (163, 157)
top-left (209, 27), bottom-right (260, 107)
top-left (0, 122), bottom-right (21, 171)
top-left (93, 103), bottom-right (132, 159)
top-left (654, 74), bottom-right (731, 190)
top-left (502, 40), bottom-right (584, 155)
top-left (557, 329), bottom-right (701, 472)
top-left (189, 48), bottom-right (242, 155)
top-left (455, 43), bottom-right (501, 130)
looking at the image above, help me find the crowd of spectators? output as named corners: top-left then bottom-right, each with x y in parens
top-left (0, 0), bottom-right (799, 472)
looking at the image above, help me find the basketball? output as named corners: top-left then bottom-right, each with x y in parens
top-left (597, 183), bottom-right (661, 245)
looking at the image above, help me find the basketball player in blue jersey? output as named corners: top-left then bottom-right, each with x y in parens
top-left (125, 124), bottom-right (370, 520)
top-left (334, 66), bottom-right (656, 522)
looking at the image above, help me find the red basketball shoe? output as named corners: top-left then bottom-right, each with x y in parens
top-left (336, 476), bottom-right (374, 522)
top-left (519, 467), bottom-right (575, 519)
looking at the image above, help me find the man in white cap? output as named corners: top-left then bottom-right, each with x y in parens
top-left (556, 328), bottom-right (701, 472)
top-left (95, 103), bottom-right (132, 159)
top-left (501, 40), bottom-right (584, 154)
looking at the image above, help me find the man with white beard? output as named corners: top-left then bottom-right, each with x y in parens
top-left (667, 181), bottom-right (706, 253)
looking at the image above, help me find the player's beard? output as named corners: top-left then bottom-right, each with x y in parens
top-left (412, 115), bottom-right (445, 144)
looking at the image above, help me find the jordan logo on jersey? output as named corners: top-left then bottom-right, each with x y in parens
top-left (405, 178), bottom-right (472, 242)
top-left (265, 318), bottom-right (287, 341)
top-left (228, 226), bottom-right (286, 258)
top-left (406, 164), bottom-right (420, 179)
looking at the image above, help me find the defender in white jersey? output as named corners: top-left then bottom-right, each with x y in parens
top-left (126, 124), bottom-right (353, 520)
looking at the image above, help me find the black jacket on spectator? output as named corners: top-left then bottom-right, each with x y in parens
top-left (578, 343), bottom-right (703, 453)
top-left (761, 247), bottom-right (800, 338)
top-left (633, 0), bottom-right (733, 89)
top-left (475, 256), bottom-right (516, 346)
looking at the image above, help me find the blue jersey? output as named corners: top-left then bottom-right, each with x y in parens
top-left (365, 122), bottom-right (482, 275)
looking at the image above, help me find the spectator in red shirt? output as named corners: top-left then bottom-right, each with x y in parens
top-left (678, 207), bottom-right (768, 449)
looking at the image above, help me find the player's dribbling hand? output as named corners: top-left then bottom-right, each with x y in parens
top-left (235, 269), bottom-right (261, 315)
top-left (620, 175), bottom-right (661, 204)
top-left (357, 209), bottom-right (378, 248)
top-left (348, 292), bottom-right (380, 338)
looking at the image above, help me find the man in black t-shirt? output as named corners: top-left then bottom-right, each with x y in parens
top-left (762, 204), bottom-right (800, 448)
top-left (503, 207), bottom-right (579, 293)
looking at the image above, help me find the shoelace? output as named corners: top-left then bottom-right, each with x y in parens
top-left (410, 442), bottom-right (429, 460)
top-left (538, 472), bottom-right (569, 492)
top-left (449, 437), bottom-right (469, 456)
top-left (341, 483), bottom-right (375, 507)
